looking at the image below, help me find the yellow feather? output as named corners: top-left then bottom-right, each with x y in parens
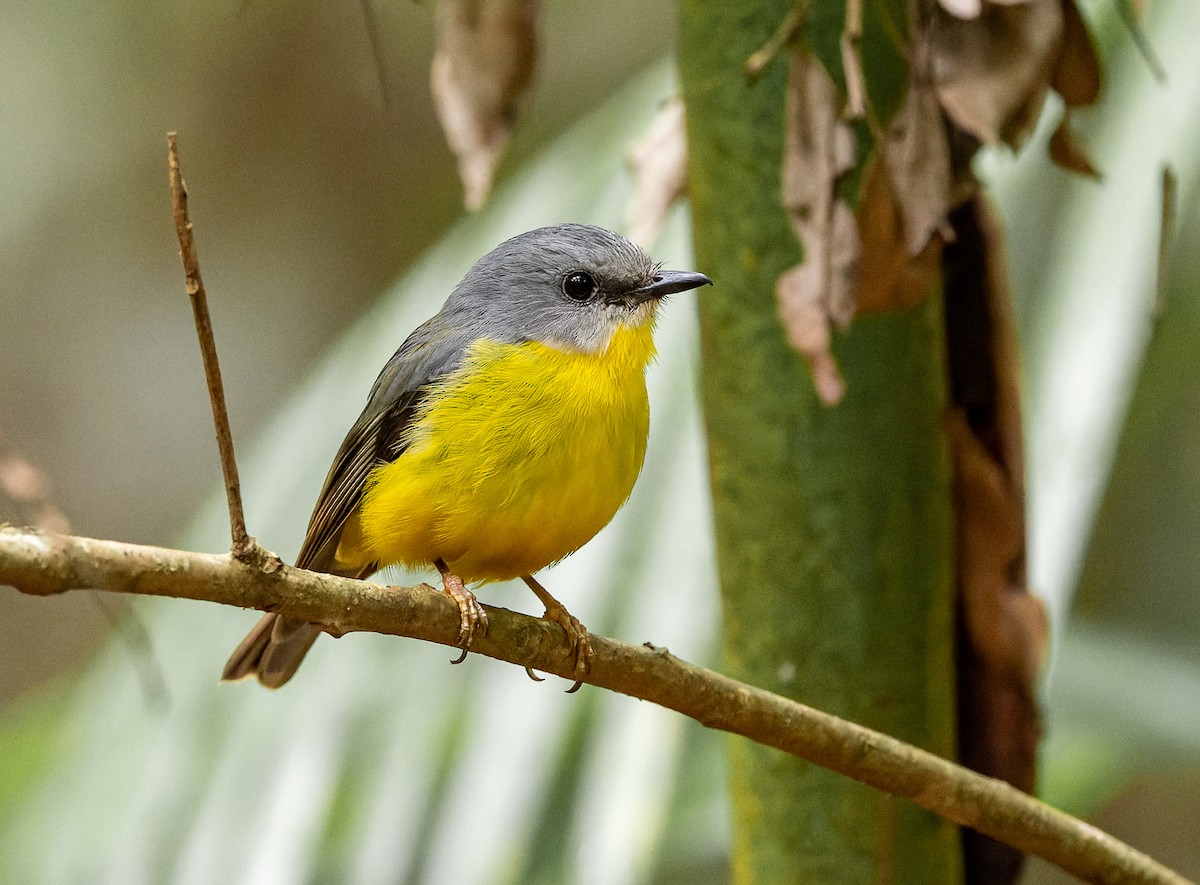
top-left (355, 319), bottom-right (657, 581)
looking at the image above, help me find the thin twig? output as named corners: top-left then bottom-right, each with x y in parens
top-left (744, 2), bottom-right (808, 79)
top-left (166, 133), bottom-right (255, 561)
top-left (358, 0), bottom-right (393, 108)
top-left (0, 525), bottom-right (1189, 885)
top-left (1152, 164), bottom-right (1176, 322)
top-left (840, 0), bottom-right (866, 120)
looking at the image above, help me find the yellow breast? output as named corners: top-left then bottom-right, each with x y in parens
top-left (357, 321), bottom-right (656, 581)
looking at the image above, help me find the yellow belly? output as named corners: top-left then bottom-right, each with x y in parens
top-left (355, 322), bottom-right (655, 581)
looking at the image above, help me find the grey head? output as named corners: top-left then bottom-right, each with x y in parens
top-left (362, 224), bottom-right (711, 416)
top-left (437, 223), bottom-right (712, 353)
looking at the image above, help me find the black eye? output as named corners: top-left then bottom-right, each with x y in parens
top-left (562, 271), bottom-right (596, 301)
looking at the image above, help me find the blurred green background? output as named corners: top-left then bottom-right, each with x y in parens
top-left (0, 1), bottom-right (1197, 882)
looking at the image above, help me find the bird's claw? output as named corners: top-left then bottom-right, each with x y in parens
top-left (440, 569), bottom-right (488, 649)
top-left (541, 599), bottom-right (592, 677)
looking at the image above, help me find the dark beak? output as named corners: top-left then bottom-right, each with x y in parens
top-left (624, 270), bottom-right (713, 304)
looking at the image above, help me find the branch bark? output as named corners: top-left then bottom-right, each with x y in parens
top-left (0, 525), bottom-right (1188, 885)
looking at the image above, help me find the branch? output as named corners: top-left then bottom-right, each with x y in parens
top-left (743, 3), bottom-right (806, 78)
top-left (0, 431), bottom-right (169, 707)
top-left (0, 526), bottom-right (1187, 885)
top-left (167, 134), bottom-right (259, 561)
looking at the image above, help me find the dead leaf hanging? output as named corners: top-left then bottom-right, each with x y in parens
top-left (776, 48), bottom-right (860, 407)
top-left (0, 432), bottom-right (71, 534)
top-left (1048, 118), bottom-right (1100, 178)
top-left (856, 156), bottom-right (945, 314)
top-left (1052, 0), bottom-right (1101, 107)
top-left (944, 196), bottom-right (1049, 885)
top-left (1049, 0), bottom-right (1103, 177)
top-left (883, 74), bottom-right (955, 255)
top-left (931, 0), bottom-right (1064, 149)
top-left (626, 97), bottom-right (689, 249)
top-left (430, 0), bottom-right (539, 211)
top-left (854, 6), bottom-right (958, 315)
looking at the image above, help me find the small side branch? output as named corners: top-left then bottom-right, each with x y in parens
top-left (0, 525), bottom-right (1188, 885)
top-left (744, 2), bottom-right (807, 78)
top-left (166, 133), bottom-right (257, 562)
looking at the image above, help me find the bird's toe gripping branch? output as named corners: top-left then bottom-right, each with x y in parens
top-left (523, 574), bottom-right (592, 677)
top-left (435, 559), bottom-right (489, 648)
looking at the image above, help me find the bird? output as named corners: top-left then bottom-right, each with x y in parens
top-left (221, 223), bottom-right (711, 688)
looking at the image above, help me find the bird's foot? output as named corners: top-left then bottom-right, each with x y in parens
top-left (523, 575), bottom-right (592, 677)
top-left (436, 560), bottom-right (488, 648)
top-left (542, 600), bottom-right (591, 676)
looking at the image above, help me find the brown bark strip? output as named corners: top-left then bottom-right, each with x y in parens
top-left (944, 196), bottom-right (1049, 884)
top-left (0, 525), bottom-right (1188, 885)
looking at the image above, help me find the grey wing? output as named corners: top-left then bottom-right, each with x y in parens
top-left (292, 406), bottom-right (389, 575)
top-left (292, 318), bottom-right (472, 574)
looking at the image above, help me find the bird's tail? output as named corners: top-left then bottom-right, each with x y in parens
top-left (221, 614), bottom-right (322, 689)
top-left (222, 516), bottom-right (377, 688)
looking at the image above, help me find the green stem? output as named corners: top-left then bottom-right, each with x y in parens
top-left (680, 2), bottom-right (962, 881)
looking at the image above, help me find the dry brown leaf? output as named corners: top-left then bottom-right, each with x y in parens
top-left (776, 264), bottom-right (847, 406)
top-left (777, 48), bottom-right (860, 406)
top-left (430, 0), bottom-right (538, 211)
top-left (1053, 0), bottom-right (1101, 107)
top-left (626, 97), bottom-right (688, 249)
top-left (856, 156), bottom-right (944, 313)
top-left (949, 410), bottom-right (1047, 691)
top-left (884, 77), bottom-right (955, 255)
top-left (0, 433), bottom-right (71, 534)
top-left (948, 195), bottom-right (1045, 690)
top-left (1046, 0), bottom-right (1102, 178)
top-left (931, 0), bottom-right (1064, 148)
top-left (781, 50), bottom-right (857, 223)
top-left (950, 406), bottom-right (1048, 883)
top-left (1048, 114), bottom-right (1100, 178)
top-left (944, 195), bottom-right (1047, 884)
top-left (826, 199), bottom-right (860, 331)
top-left (855, 11), bottom-right (957, 314)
